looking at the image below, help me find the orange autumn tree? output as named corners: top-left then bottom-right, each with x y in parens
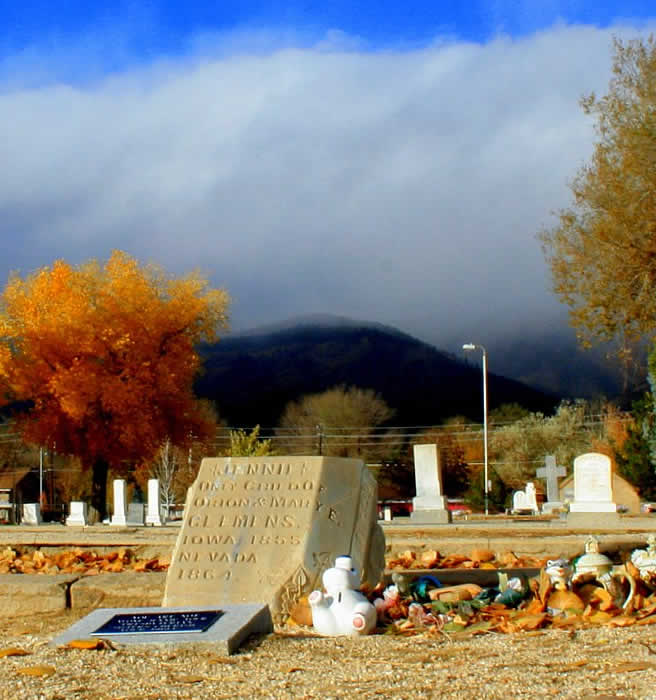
top-left (0, 251), bottom-right (229, 518)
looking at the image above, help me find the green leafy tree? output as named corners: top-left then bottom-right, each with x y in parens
top-left (540, 37), bottom-right (656, 355)
top-left (617, 394), bottom-right (656, 501)
top-left (489, 401), bottom-right (593, 489)
top-left (489, 403), bottom-right (531, 425)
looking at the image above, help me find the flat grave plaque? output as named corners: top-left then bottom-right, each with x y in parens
top-left (91, 610), bottom-right (223, 636)
top-left (50, 604), bottom-right (273, 655)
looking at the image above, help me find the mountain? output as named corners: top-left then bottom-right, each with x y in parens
top-left (195, 317), bottom-right (558, 427)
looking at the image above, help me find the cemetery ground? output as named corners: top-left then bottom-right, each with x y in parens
top-left (1, 521), bottom-right (656, 698)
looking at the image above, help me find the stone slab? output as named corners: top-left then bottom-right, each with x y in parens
top-left (567, 511), bottom-right (621, 527)
top-left (163, 456), bottom-right (384, 624)
top-left (50, 604), bottom-right (273, 654)
top-left (69, 571), bottom-right (166, 610)
top-left (410, 509), bottom-right (451, 524)
top-left (0, 574), bottom-right (77, 617)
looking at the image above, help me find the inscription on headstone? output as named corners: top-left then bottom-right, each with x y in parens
top-left (163, 456), bottom-right (384, 624)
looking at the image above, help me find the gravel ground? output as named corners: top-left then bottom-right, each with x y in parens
top-left (1, 611), bottom-right (656, 699)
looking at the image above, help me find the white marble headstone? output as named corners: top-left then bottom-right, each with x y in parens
top-left (110, 479), bottom-right (128, 526)
top-left (569, 453), bottom-right (616, 513)
top-left (411, 444), bottom-right (450, 523)
top-left (22, 503), bottom-right (41, 525)
top-left (146, 479), bottom-right (163, 526)
top-left (512, 482), bottom-right (538, 514)
top-left (66, 501), bottom-right (87, 526)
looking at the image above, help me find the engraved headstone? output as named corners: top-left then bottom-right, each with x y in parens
top-left (569, 453), bottom-right (616, 513)
top-left (163, 456), bottom-right (385, 624)
top-left (66, 501), bottom-right (87, 526)
top-left (146, 478), bottom-right (163, 526)
top-left (22, 503), bottom-right (41, 525)
top-left (110, 479), bottom-right (127, 526)
top-left (411, 444), bottom-right (450, 523)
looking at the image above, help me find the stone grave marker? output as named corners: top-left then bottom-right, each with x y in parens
top-left (50, 604), bottom-right (273, 654)
top-left (536, 455), bottom-right (566, 513)
top-left (568, 452), bottom-right (619, 524)
top-left (410, 444), bottom-right (450, 523)
top-left (110, 479), bottom-right (127, 526)
top-left (145, 478), bottom-right (163, 526)
top-left (163, 456), bottom-right (385, 624)
top-left (22, 503), bottom-right (41, 525)
top-left (512, 482), bottom-right (538, 514)
top-left (66, 501), bottom-right (88, 526)
top-left (127, 503), bottom-right (145, 526)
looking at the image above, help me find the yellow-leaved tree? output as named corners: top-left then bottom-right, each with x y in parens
top-left (540, 37), bottom-right (656, 353)
top-left (0, 251), bottom-right (229, 518)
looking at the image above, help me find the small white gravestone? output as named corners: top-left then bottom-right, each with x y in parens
top-left (22, 503), bottom-right (41, 525)
top-left (145, 479), bottom-right (163, 526)
top-left (512, 482), bottom-right (539, 514)
top-left (536, 455), bottom-right (566, 509)
top-left (569, 452), bottom-right (617, 515)
top-left (66, 501), bottom-right (87, 526)
top-left (411, 444), bottom-right (450, 523)
top-left (110, 479), bottom-right (128, 526)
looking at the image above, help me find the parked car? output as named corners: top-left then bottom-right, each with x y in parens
top-left (641, 502), bottom-right (656, 514)
top-left (447, 500), bottom-right (472, 516)
top-left (377, 499), bottom-right (413, 518)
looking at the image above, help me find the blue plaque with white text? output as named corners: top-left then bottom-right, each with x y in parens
top-left (91, 610), bottom-right (223, 636)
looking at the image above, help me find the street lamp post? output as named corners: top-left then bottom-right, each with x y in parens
top-left (463, 343), bottom-right (489, 516)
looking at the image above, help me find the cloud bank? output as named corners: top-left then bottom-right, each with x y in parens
top-left (1, 22), bottom-right (654, 346)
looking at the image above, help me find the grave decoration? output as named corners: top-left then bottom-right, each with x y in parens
top-left (350, 536), bottom-right (654, 636)
top-left (308, 555), bottom-right (377, 636)
top-left (628, 534), bottom-right (656, 591)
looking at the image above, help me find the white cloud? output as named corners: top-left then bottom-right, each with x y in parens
top-left (0, 22), bottom-right (654, 345)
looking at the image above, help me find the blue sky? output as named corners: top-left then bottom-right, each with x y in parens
top-left (1, 2), bottom-right (655, 349)
top-left (2, 1), bottom-right (654, 77)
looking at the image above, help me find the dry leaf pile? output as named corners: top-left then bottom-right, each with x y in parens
top-left (0, 547), bottom-right (170, 575)
top-left (386, 548), bottom-right (547, 570)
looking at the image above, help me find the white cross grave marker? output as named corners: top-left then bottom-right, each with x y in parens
top-left (536, 455), bottom-right (566, 504)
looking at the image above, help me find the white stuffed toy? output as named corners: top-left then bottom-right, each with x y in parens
top-left (308, 555), bottom-right (377, 636)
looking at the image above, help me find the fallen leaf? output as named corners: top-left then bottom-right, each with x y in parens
top-left (0, 648), bottom-right (31, 658)
top-left (284, 667), bottom-right (304, 673)
top-left (175, 675), bottom-right (205, 684)
top-left (470, 549), bottom-right (495, 564)
top-left (558, 660), bottom-right (589, 671)
top-left (608, 616), bottom-right (635, 628)
top-left (17, 665), bottom-right (56, 677)
top-left (611, 662), bottom-right (656, 673)
top-left (66, 639), bottom-right (107, 650)
top-left (513, 613), bottom-right (547, 631)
